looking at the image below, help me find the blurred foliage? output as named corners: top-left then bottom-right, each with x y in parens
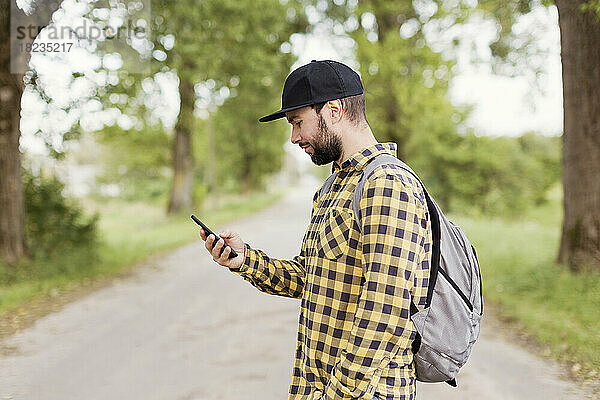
top-left (322, 0), bottom-right (467, 159)
top-left (193, 183), bottom-right (209, 212)
top-left (476, 0), bottom-right (550, 72)
top-left (97, 0), bottom-right (309, 198)
top-left (1, 172), bottom-right (102, 285)
top-left (211, 86), bottom-right (290, 193)
top-left (152, 0), bottom-right (306, 82)
top-left (475, 0), bottom-right (600, 74)
top-left (411, 132), bottom-right (561, 216)
top-left (98, 124), bottom-right (171, 202)
top-left (31, 0), bottom-right (568, 214)
top-left (581, 0), bottom-right (600, 19)
top-left (168, 0), bottom-right (306, 193)
top-left (23, 172), bottom-right (99, 260)
top-left (313, 0), bottom-right (562, 215)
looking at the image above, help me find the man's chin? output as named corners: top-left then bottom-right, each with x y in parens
top-left (310, 153), bottom-right (332, 166)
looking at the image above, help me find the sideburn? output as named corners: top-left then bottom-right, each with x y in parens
top-left (311, 114), bottom-right (342, 166)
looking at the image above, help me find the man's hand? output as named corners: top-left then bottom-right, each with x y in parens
top-left (198, 228), bottom-right (245, 270)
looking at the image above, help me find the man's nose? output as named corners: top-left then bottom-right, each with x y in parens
top-left (290, 127), bottom-right (301, 145)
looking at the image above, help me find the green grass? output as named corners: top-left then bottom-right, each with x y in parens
top-left (451, 186), bottom-right (600, 380)
top-left (0, 190), bottom-right (283, 316)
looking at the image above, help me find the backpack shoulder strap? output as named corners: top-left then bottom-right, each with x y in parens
top-left (352, 154), bottom-right (441, 311)
top-left (352, 154), bottom-right (412, 223)
top-left (352, 154), bottom-right (434, 221)
top-left (323, 154), bottom-right (430, 224)
top-left (353, 154), bottom-right (432, 318)
top-left (318, 171), bottom-right (338, 202)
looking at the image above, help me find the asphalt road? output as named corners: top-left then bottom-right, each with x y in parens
top-left (0, 182), bottom-right (592, 399)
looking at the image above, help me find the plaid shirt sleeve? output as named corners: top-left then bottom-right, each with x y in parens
top-left (323, 173), bottom-right (428, 399)
top-left (229, 190), bottom-right (321, 299)
top-left (232, 246), bottom-right (306, 298)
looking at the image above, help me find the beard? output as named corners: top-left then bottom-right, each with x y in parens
top-left (309, 113), bottom-right (343, 166)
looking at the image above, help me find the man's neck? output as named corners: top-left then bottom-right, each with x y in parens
top-left (336, 124), bottom-right (378, 166)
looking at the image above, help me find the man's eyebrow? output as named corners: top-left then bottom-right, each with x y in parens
top-left (287, 115), bottom-right (298, 123)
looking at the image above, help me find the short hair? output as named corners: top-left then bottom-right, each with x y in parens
top-left (311, 94), bottom-right (368, 125)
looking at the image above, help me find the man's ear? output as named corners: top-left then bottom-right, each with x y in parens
top-left (327, 99), bottom-right (343, 124)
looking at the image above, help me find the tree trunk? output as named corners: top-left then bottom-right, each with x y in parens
top-left (167, 77), bottom-right (195, 214)
top-left (556, 0), bottom-right (600, 271)
top-left (0, 1), bottom-right (27, 265)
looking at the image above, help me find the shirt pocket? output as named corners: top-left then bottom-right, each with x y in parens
top-left (316, 207), bottom-right (353, 260)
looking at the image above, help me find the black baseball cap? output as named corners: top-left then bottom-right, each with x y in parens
top-left (259, 59), bottom-right (363, 122)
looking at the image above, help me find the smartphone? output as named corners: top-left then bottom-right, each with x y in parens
top-left (190, 214), bottom-right (238, 258)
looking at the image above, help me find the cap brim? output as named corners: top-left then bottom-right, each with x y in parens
top-left (258, 102), bottom-right (314, 122)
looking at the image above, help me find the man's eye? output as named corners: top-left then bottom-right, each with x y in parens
top-left (295, 121), bottom-right (302, 127)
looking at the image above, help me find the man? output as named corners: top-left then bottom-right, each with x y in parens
top-left (198, 60), bottom-right (432, 400)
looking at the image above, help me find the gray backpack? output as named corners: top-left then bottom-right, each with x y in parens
top-left (320, 154), bottom-right (483, 386)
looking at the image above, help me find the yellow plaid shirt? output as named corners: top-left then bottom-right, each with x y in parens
top-left (233, 143), bottom-right (431, 400)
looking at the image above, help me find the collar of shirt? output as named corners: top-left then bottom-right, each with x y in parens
top-left (332, 142), bottom-right (398, 173)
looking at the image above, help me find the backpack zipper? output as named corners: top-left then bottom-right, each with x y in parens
top-left (438, 267), bottom-right (473, 312)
